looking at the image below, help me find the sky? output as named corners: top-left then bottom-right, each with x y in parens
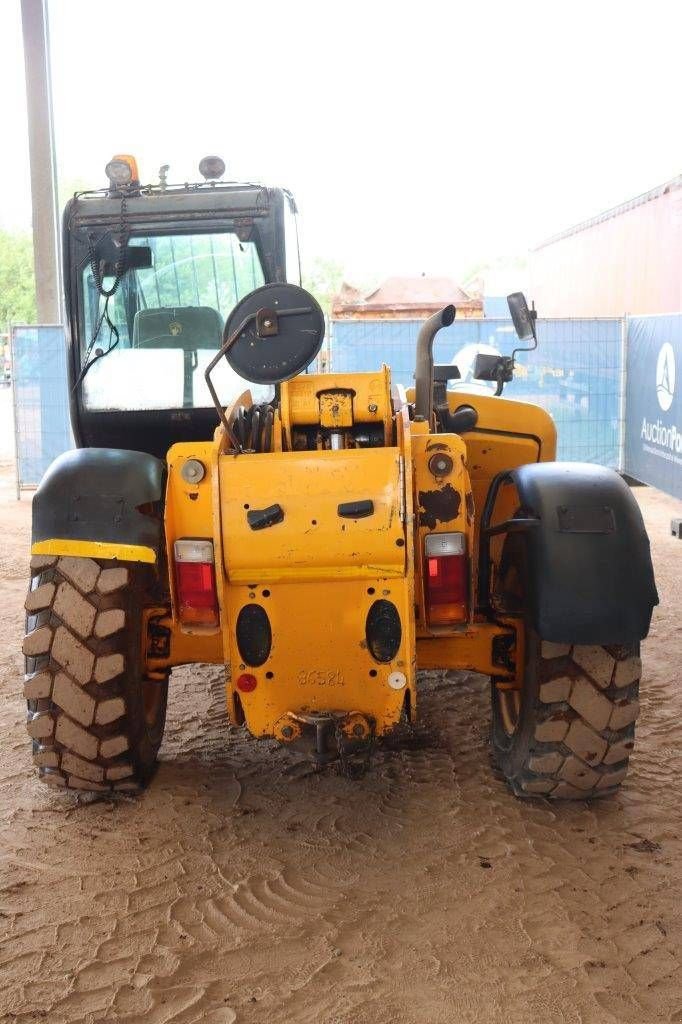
top-left (1, 0), bottom-right (680, 285)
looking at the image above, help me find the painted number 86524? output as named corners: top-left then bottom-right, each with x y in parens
top-left (297, 669), bottom-right (345, 687)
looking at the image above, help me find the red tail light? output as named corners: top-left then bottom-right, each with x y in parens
top-left (424, 532), bottom-right (468, 627)
top-left (174, 539), bottom-right (219, 626)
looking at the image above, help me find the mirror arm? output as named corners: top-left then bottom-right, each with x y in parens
top-left (204, 312), bottom-right (257, 451)
top-left (510, 336), bottom-right (538, 366)
top-left (510, 332), bottom-right (538, 366)
top-left (205, 304), bottom-right (315, 450)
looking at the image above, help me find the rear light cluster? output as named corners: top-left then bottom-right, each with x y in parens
top-left (174, 539), bottom-right (219, 626)
top-left (424, 532), bottom-right (469, 627)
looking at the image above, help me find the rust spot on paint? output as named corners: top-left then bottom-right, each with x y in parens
top-left (417, 483), bottom-right (461, 529)
top-left (465, 491), bottom-right (475, 523)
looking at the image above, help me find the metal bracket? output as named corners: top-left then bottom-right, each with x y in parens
top-left (256, 308), bottom-right (279, 337)
top-left (144, 609), bottom-right (172, 660)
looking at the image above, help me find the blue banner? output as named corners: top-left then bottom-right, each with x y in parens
top-left (624, 315), bottom-right (682, 499)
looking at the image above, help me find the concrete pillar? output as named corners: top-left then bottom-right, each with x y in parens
top-left (21, 0), bottom-right (61, 324)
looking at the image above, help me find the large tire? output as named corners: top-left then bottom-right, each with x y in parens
top-left (490, 528), bottom-right (641, 799)
top-left (491, 633), bottom-right (641, 799)
top-left (22, 554), bottom-right (168, 793)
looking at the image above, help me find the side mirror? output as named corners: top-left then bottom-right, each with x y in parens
top-left (205, 282), bottom-right (325, 450)
top-left (507, 292), bottom-right (537, 343)
top-left (473, 353), bottom-right (513, 382)
top-left (222, 282), bottom-right (325, 385)
top-left (473, 353), bottom-right (514, 396)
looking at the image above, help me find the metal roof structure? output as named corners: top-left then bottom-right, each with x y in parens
top-left (535, 173), bottom-right (682, 251)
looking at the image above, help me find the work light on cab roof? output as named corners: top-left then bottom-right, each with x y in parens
top-left (199, 155), bottom-right (226, 181)
top-left (104, 154), bottom-right (139, 187)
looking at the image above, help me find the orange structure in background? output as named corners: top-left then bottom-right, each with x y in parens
top-left (332, 275), bottom-right (483, 320)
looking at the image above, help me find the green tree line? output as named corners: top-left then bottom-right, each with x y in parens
top-left (302, 258), bottom-right (344, 317)
top-left (0, 230), bottom-right (36, 326)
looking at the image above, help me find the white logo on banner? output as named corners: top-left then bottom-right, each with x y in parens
top-left (656, 342), bottom-right (675, 412)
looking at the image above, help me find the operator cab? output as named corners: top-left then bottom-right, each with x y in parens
top-left (64, 154), bottom-right (300, 458)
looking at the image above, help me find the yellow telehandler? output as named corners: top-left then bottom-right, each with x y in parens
top-left (23, 154), bottom-right (657, 797)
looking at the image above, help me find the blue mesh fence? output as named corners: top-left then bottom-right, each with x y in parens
top-left (7, 317), bottom-right (628, 487)
top-left (330, 317), bottom-right (624, 467)
top-left (11, 325), bottom-right (73, 489)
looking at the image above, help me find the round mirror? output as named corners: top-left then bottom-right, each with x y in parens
top-left (223, 283), bottom-right (325, 384)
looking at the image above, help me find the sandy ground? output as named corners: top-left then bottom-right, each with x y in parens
top-left (0, 464), bottom-right (680, 1024)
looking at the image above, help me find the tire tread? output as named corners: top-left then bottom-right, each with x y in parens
top-left (22, 557), bottom-right (166, 793)
top-left (495, 642), bottom-right (640, 800)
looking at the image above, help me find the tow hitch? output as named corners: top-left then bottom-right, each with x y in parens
top-left (274, 711), bottom-right (376, 778)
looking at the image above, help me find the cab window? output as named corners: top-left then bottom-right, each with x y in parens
top-left (81, 232), bottom-right (268, 411)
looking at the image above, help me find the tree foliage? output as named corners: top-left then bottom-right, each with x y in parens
top-left (302, 257), bottom-right (345, 316)
top-left (0, 230), bottom-right (36, 326)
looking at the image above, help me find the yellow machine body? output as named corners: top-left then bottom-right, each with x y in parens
top-left (134, 370), bottom-right (556, 748)
top-left (32, 183), bottom-right (648, 797)
top-left (218, 445), bottom-right (414, 737)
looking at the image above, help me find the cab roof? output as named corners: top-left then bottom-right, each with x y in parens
top-left (64, 181), bottom-right (291, 229)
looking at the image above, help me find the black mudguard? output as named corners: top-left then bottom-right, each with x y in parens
top-left (33, 448), bottom-right (165, 556)
top-left (484, 462), bottom-right (658, 645)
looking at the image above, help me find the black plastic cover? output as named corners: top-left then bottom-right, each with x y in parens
top-left (32, 448), bottom-right (165, 553)
top-left (365, 600), bottom-right (402, 663)
top-left (247, 504), bottom-right (284, 530)
top-left (236, 604), bottom-right (272, 666)
top-left (338, 500), bottom-right (374, 519)
top-left (443, 404), bottom-right (478, 434)
top-left (433, 364), bottom-right (461, 382)
top-left (508, 462), bottom-right (658, 644)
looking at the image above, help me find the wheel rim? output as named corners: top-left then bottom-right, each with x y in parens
top-left (497, 685), bottom-right (522, 736)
